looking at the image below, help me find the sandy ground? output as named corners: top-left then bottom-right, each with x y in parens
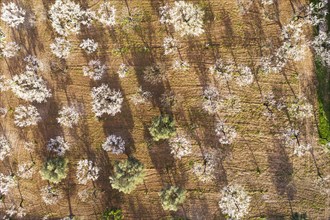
top-left (0, 0), bottom-right (329, 219)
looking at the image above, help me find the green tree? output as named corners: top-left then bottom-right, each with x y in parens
top-left (40, 157), bottom-right (68, 184)
top-left (159, 186), bottom-right (186, 211)
top-left (149, 115), bottom-right (176, 141)
top-left (109, 157), bottom-right (145, 194)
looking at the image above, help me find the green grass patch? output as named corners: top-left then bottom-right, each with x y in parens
top-left (315, 59), bottom-right (330, 145)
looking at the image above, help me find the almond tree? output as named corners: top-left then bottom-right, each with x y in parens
top-left (49, 0), bottom-right (84, 36)
top-left (9, 70), bottom-right (52, 103)
top-left (14, 105), bottom-right (41, 127)
top-left (215, 120), bottom-right (237, 145)
top-left (1, 2), bottom-right (26, 28)
top-left (0, 135), bottom-right (12, 161)
top-left (57, 106), bottom-right (80, 128)
top-left (169, 135), bottom-right (192, 159)
top-left (76, 159), bottom-right (99, 185)
top-left (219, 184), bottom-right (251, 220)
top-left (192, 153), bottom-right (216, 182)
top-left (83, 60), bottom-right (106, 80)
top-left (80, 38), bottom-right (98, 54)
top-left (91, 84), bottom-right (123, 117)
top-left (1, 42), bottom-right (20, 58)
top-left (0, 173), bottom-right (16, 196)
top-left (102, 135), bottom-right (126, 155)
top-left (97, 2), bottom-right (116, 26)
top-left (160, 1), bottom-right (204, 37)
top-left (47, 136), bottom-right (70, 156)
top-left (50, 37), bottom-right (72, 59)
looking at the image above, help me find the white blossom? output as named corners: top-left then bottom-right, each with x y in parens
top-left (50, 37), bottom-right (71, 59)
top-left (294, 144), bottom-right (312, 157)
top-left (261, 0), bottom-right (274, 6)
top-left (163, 37), bottom-right (178, 55)
top-left (282, 128), bottom-right (299, 148)
top-left (9, 70), bottom-right (52, 103)
top-left (209, 59), bottom-right (234, 81)
top-left (192, 153), bottom-right (216, 182)
top-left (40, 185), bottom-right (63, 205)
top-left (219, 184), bottom-right (251, 220)
top-left (215, 120), bottom-right (237, 145)
top-left (288, 96), bottom-right (313, 120)
top-left (49, 0), bottom-right (84, 36)
top-left (83, 60), bottom-right (106, 80)
top-left (311, 30), bottom-right (330, 66)
top-left (172, 60), bottom-right (190, 71)
top-left (57, 106), bottom-right (80, 128)
top-left (47, 136), bottom-right (70, 156)
top-left (17, 162), bottom-right (35, 179)
top-left (202, 86), bottom-right (223, 115)
top-left (97, 3), bottom-right (116, 26)
top-left (169, 135), bottom-right (192, 159)
top-left (130, 87), bottom-right (152, 105)
top-left (5, 205), bottom-right (26, 219)
top-left (24, 55), bottom-right (42, 72)
top-left (1, 3), bottom-right (26, 28)
top-left (0, 75), bottom-right (9, 92)
top-left (236, 65), bottom-right (254, 86)
top-left (14, 104), bottom-right (41, 127)
top-left (80, 38), bottom-right (98, 54)
top-left (1, 42), bottom-right (20, 58)
top-left (160, 1), bottom-right (204, 37)
top-left (102, 135), bottom-right (125, 154)
top-left (76, 159), bottom-right (100, 184)
top-left (0, 173), bottom-right (15, 195)
top-left (117, 63), bottom-right (129, 78)
top-left (0, 136), bottom-right (11, 161)
top-left (91, 84), bottom-right (123, 117)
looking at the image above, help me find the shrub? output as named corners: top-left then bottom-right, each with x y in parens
top-left (40, 157), bottom-right (68, 184)
top-left (102, 208), bottom-right (123, 220)
top-left (149, 115), bottom-right (176, 141)
top-left (291, 213), bottom-right (307, 220)
top-left (109, 157), bottom-right (145, 194)
top-left (159, 186), bottom-right (186, 211)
